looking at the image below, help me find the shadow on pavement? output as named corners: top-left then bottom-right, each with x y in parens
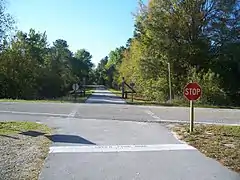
top-left (19, 130), bottom-right (96, 145)
top-left (85, 101), bottom-right (126, 104)
top-left (89, 94), bottom-right (122, 99)
top-left (45, 134), bottom-right (96, 145)
top-left (86, 94), bottom-right (126, 104)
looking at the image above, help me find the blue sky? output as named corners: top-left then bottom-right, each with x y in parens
top-left (7, 0), bottom-right (147, 65)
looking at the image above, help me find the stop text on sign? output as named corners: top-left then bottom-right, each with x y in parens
top-left (184, 82), bottom-right (202, 101)
top-left (184, 88), bottom-right (201, 96)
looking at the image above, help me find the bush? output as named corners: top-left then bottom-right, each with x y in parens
top-left (141, 77), bottom-right (168, 102)
top-left (188, 68), bottom-right (229, 105)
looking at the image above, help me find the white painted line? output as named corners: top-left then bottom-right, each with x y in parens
top-left (145, 110), bottom-right (161, 120)
top-left (49, 144), bottom-right (196, 153)
top-left (159, 119), bottom-right (240, 126)
top-left (171, 131), bottom-right (186, 144)
top-left (78, 118), bottom-right (239, 126)
top-left (145, 110), bottom-right (239, 126)
top-left (145, 110), bottom-right (154, 116)
top-left (196, 121), bottom-right (240, 126)
top-left (68, 106), bottom-right (78, 118)
top-left (0, 110), bottom-right (69, 117)
top-left (0, 110), bottom-right (238, 126)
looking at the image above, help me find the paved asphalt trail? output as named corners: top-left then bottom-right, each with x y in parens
top-left (0, 89), bottom-right (239, 179)
top-left (85, 89), bottom-right (126, 104)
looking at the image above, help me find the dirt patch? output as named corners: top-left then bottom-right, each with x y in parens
top-left (0, 122), bottom-right (51, 180)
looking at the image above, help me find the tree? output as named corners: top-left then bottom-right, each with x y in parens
top-left (0, 28), bottom-right (95, 99)
top-left (0, 29), bottom-right (48, 99)
top-left (71, 49), bottom-right (93, 84)
top-left (95, 56), bottom-right (108, 85)
top-left (0, 0), bottom-right (15, 45)
top-left (38, 39), bottom-right (74, 98)
top-left (0, 2), bottom-right (95, 100)
top-left (108, 0), bottom-right (240, 106)
top-left (105, 47), bottom-right (126, 87)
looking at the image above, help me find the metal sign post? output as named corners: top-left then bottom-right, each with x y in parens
top-left (183, 82), bottom-right (202, 133)
top-left (122, 77), bottom-right (125, 99)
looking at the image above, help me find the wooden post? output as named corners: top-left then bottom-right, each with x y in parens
top-left (168, 62), bottom-right (172, 103)
top-left (190, 100), bottom-right (194, 132)
top-left (131, 91), bottom-right (133, 102)
top-left (83, 78), bottom-right (86, 97)
top-left (125, 92), bottom-right (128, 99)
top-left (130, 83), bottom-right (134, 102)
top-left (74, 90), bottom-right (77, 102)
top-left (122, 77), bottom-right (125, 98)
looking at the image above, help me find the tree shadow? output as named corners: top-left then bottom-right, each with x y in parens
top-left (86, 94), bottom-right (126, 104)
top-left (20, 131), bottom-right (45, 137)
top-left (89, 94), bottom-right (123, 99)
top-left (19, 130), bottom-right (96, 145)
top-left (0, 134), bottom-right (19, 139)
top-left (85, 100), bottom-right (126, 104)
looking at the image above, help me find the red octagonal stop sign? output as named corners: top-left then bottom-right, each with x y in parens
top-left (184, 82), bottom-right (202, 101)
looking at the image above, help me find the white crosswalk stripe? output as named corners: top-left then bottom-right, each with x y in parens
top-left (49, 144), bottom-right (196, 153)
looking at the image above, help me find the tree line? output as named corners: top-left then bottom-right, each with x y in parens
top-left (0, 1), bottom-right (95, 99)
top-left (96, 0), bottom-right (240, 106)
top-left (1, 0), bottom-right (239, 105)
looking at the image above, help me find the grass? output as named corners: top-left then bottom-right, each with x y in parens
top-left (55, 89), bottom-right (93, 103)
top-left (173, 124), bottom-right (240, 173)
top-left (0, 89), bottom-right (93, 103)
top-left (0, 121), bottom-right (51, 135)
top-left (0, 98), bottom-right (63, 103)
top-left (109, 89), bottom-right (240, 109)
top-left (109, 88), bottom-right (184, 106)
top-left (0, 121), bottom-right (52, 180)
top-left (109, 88), bottom-right (122, 94)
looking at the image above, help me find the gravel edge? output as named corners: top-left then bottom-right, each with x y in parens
top-left (0, 134), bottom-right (51, 180)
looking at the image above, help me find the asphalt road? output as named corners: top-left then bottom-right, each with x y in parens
top-left (0, 89), bottom-right (239, 180)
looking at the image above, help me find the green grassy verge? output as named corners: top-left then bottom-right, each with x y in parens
top-left (56, 89), bottom-right (93, 103)
top-left (109, 88), bottom-right (122, 94)
top-left (109, 88), bottom-right (177, 106)
top-left (0, 89), bottom-right (93, 103)
top-left (109, 89), bottom-right (240, 109)
top-left (173, 124), bottom-right (240, 173)
top-left (0, 121), bottom-right (51, 135)
top-left (0, 99), bottom-right (63, 103)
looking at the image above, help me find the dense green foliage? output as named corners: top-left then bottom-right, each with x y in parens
top-left (98, 0), bottom-right (240, 106)
top-left (0, 1), bottom-right (94, 99)
top-left (1, 0), bottom-right (239, 105)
